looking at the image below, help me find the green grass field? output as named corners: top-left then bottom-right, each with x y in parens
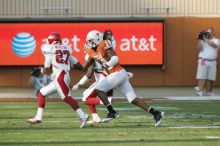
top-left (0, 101), bottom-right (220, 146)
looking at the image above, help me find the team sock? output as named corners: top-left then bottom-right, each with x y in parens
top-left (92, 113), bottom-right (101, 121)
top-left (148, 107), bottom-right (158, 115)
top-left (35, 108), bottom-right (44, 120)
top-left (38, 92), bottom-right (45, 108)
top-left (76, 108), bottom-right (85, 119)
top-left (106, 104), bottom-right (116, 113)
top-left (88, 104), bottom-right (97, 114)
top-left (63, 96), bottom-right (80, 111)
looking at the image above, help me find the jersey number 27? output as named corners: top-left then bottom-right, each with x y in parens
top-left (55, 50), bottom-right (70, 64)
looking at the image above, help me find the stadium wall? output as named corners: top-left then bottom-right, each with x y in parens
top-left (0, 17), bottom-right (220, 87)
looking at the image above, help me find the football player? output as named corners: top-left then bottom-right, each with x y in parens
top-left (27, 32), bottom-right (89, 128)
top-left (72, 53), bottom-right (133, 123)
top-left (72, 30), bottom-right (117, 123)
top-left (82, 30), bottom-right (164, 126)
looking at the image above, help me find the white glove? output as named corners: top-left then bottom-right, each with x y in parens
top-left (72, 84), bottom-right (79, 91)
top-left (127, 72), bottom-right (134, 79)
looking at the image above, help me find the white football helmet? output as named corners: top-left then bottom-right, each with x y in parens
top-left (86, 30), bottom-right (103, 48)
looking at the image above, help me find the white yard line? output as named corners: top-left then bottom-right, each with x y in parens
top-left (206, 136), bottom-right (220, 139)
top-left (168, 126), bottom-right (220, 129)
top-left (166, 96), bottom-right (220, 101)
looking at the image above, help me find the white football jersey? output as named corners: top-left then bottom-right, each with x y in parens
top-left (41, 44), bottom-right (78, 76)
top-left (84, 54), bottom-right (107, 82)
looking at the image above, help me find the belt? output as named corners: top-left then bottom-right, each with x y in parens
top-left (199, 57), bottom-right (216, 61)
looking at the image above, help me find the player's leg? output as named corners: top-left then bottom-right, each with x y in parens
top-left (95, 71), bottom-right (127, 122)
top-left (116, 70), bottom-right (164, 126)
top-left (95, 80), bottom-right (118, 121)
top-left (83, 90), bottom-right (101, 123)
top-left (84, 90), bottom-right (112, 105)
top-left (55, 71), bottom-right (88, 128)
top-left (27, 81), bottom-right (56, 125)
top-left (83, 85), bottom-right (112, 123)
top-left (106, 89), bottom-right (113, 103)
top-left (107, 89), bottom-right (113, 97)
top-left (84, 90), bottom-right (101, 105)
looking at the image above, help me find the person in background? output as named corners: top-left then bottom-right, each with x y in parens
top-left (29, 67), bottom-right (52, 96)
top-left (195, 27), bottom-right (220, 96)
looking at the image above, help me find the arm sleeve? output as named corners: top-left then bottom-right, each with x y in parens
top-left (106, 56), bottom-right (119, 67)
top-left (70, 55), bottom-right (79, 66)
top-left (41, 44), bottom-right (52, 68)
top-left (78, 75), bottom-right (90, 86)
top-left (44, 54), bottom-right (52, 68)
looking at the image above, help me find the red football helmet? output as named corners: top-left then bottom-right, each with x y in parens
top-left (48, 32), bottom-right (62, 44)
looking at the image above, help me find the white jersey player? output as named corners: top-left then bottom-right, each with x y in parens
top-left (27, 32), bottom-right (88, 128)
top-left (72, 54), bottom-right (134, 123)
top-left (72, 54), bottom-right (111, 123)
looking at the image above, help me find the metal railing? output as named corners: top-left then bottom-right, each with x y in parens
top-left (0, 0), bottom-right (219, 17)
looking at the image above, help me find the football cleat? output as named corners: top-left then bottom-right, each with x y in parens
top-left (87, 115), bottom-right (101, 124)
top-left (86, 119), bottom-right (101, 124)
top-left (26, 117), bottom-right (42, 125)
top-left (79, 114), bottom-right (89, 128)
top-left (154, 111), bottom-right (164, 127)
top-left (102, 112), bottom-right (119, 123)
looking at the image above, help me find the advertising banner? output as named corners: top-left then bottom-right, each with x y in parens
top-left (0, 22), bottom-right (164, 65)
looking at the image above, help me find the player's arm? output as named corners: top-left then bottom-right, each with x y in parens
top-left (82, 57), bottom-right (94, 71)
top-left (105, 48), bottom-right (119, 68)
top-left (69, 55), bottom-right (84, 71)
top-left (41, 54), bottom-right (52, 75)
top-left (100, 40), bottom-right (119, 68)
top-left (85, 65), bottom-right (94, 79)
top-left (72, 65), bottom-right (94, 91)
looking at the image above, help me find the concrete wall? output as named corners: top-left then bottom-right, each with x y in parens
top-left (0, 17), bottom-right (220, 87)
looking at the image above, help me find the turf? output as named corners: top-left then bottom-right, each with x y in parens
top-left (0, 101), bottom-right (220, 146)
